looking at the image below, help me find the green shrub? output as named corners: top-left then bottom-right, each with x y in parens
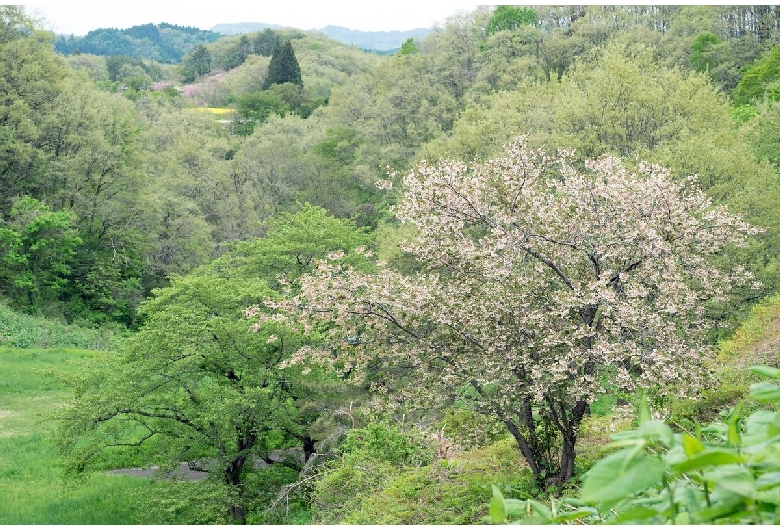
top-left (310, 421), bottom-right (435, 523)
top-left (311, 456), bottom-right (399, 524)
top-left (490, 365), bottom-right (780, 525)
top-left (133, 481), bottom-right (237, 525)
top-left (338, 422), bottom-right (435, 468)
top-left (349, 438), bottom-right (532, 524)
top-left (0, 303), bottom-right (121, 350)
top-left (718, 293), bottom-right (780, 364)
top-left (438, 408), bottom-right (505, 450)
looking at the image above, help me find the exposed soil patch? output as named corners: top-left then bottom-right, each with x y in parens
top-left (108, 462), bottom-right (209, 481)
top-left (107, 448), bottom-right (306, 482)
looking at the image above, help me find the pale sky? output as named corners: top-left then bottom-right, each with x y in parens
top-left (21, 2), bottom-right (479, 35)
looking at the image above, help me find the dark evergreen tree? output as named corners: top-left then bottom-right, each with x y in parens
top-left (263, 40), bottom-right (303, 90)
top-left (181, 44), bottom-right (211, 82)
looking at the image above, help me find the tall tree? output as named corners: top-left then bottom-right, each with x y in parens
top-left (265, 138), bottom-right (759, 485)
top-left (251, 28), bottom-right (281, 57)
top-left (0, 196), bottom-right (81, 313)
top-left (56, 205), bottom-right (374, 523)
top-left (182, 44), bottom-right (212, 82)
top-left (57, 271), bottom-right (301, 524)
top-left (263, 40), bottom-right (302, 90)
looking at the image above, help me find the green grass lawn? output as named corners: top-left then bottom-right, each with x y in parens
top-left (0, 346), bottom-right (153, 524)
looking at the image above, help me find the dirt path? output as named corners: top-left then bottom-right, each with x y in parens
top-left (108, 462), bottom-right (209, 481)
top-left (107, 448), bottom-right (305, 482)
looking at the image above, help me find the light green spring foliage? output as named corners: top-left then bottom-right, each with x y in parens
top-left (55, 272), bottom-right (296, 467)
top-left (55, 270), bottom-right (306, 523)
top-left (310, 422), bottom-right (435, 524)
top-left (486, 6), bottom-right (537, 35)
top-left (0, 303), bottom-right (121, 350)
top-left (55, 205), bottom-right (374, 522)
top-left (0, 196), bottom-right (81, 313)
top-left (210, 203), bottom-right (373, 285)
top-left (718, 293), bottom-right (780, 364)
top-left (313, 433), bottom-right (532, 525)
top-left (491, 366), bottom-right (780, 525)
top-left (740, 101), bottom-right (780, 170)
top-left (734, 45), bottom-right (780, 106)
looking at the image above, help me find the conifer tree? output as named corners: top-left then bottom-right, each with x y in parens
top-left (263, 40), bottom-right (303, 90)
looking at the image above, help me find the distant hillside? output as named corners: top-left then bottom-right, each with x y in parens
top-left (211, 22), bottom-right (430, 52)
top-left (54, 23), bottom-right (221, 63)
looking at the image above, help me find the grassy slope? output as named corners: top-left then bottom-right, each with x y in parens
top-left (0, 346), bottom-right (151, 524)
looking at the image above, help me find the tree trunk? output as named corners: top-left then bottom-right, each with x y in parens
top-left (556, 399), bottom-right (590, 483)
top-left (225, 456), bottom-right (248, 524)
top-left (505, 397), bottom-right (592, 486)
top-left (228, 504), bottom-right (246, 525)
top-left (558, 435), bottom-right (576, 482)
top-left (223, 430), bottom-right (256, 525)
top-left (504, 419), bottom-right (542, 478)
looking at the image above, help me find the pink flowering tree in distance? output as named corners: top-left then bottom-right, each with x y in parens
top-left (255, 137), bottom-right (761, 484)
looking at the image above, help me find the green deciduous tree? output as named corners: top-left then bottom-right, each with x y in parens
top-left (235, 90), bottom-right (289, 135)
top-left (57, 205), bottom-right (374, 523)
top-left (0, 196), bottom-right (81, 313)
top-left (689, 31), bottom-right (727, 73)
top-left (486, 6), bottom-right (537, 35)
top-left (56, 271), bottom-right (302, 524)
top-left (733, 44), bottom-right (780, 106)
top-left (251, 28), bottom-right (281, 57)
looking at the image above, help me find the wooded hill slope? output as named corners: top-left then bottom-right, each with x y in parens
top-left (3, 4), bottom-right (780, 524)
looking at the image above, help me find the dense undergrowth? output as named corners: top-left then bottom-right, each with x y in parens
top-left (0, 303), bottom-right (123, 351)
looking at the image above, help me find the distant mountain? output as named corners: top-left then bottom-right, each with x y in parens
top-left (210, 22), bottom-right (287, 34)
top-left (211, 23), bottom-right (430, 52)
top-left (54, 23), bottom-right (221, 63)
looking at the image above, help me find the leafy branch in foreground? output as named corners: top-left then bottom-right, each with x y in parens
top-left (490, 365), bottom-right (780, 525)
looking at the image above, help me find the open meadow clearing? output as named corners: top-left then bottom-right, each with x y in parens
top-left (0, 347), bottom-right (150, 524)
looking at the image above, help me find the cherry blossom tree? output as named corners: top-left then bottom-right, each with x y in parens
top-left (259, 138), bottom-right (760, 484)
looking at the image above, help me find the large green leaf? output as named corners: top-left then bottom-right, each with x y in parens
top-left (672, 449), bottom-right (744, 474)
top-left (580, 448), bottom-right (664, 511)
top-left (553, 507), bottom-right (598, 522)
top-left (749, 366), bottom-right (780, 380)
top-left (610, 505), bottom-right (662, 524)
top-left (749, 382), bottom-right (780, 403)
top-left (755, 471), bottom-right (780, 490)
top-left (526, 499), bottom-right (552, 520)
top-left (489, 485), bottom-right (506, 523)
top-left (639, 419), bottom-right (674, 447)
top-left (682, 433), bottom-right (705, 457)
top-left (707, 465), bottom-right (756, 500)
